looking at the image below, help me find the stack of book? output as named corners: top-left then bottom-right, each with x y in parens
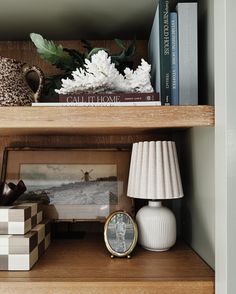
top-left (149, 1), bottom-right (198, 105)
top-left (0, 203), bottom-right (51, 270)
top-left (33, 1), bottom-right (197, 107)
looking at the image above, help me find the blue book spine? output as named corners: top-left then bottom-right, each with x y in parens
top-left (170, 12), bottom-right (179, 105)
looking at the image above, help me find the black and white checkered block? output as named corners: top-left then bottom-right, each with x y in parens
top-left (0, 203), bottom-right (43, 235)
top-left (0, 219), bottom-right (51, 271)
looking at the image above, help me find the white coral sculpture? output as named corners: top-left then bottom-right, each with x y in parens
top-left (124, 59), bottom-right (154, 93)
top-left (55, 50), bottom-right (154, 94)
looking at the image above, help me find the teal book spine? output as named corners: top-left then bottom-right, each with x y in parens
top-left (159, 0), bottom-right (171, 105)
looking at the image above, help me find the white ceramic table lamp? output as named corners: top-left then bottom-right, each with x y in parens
top-left (127, 141), bottom-right (184, 251)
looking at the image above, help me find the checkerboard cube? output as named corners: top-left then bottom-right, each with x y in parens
top-left (0, 203), bottom-right (43, 235)
top-left (0, 219), bottom-right (51, 270)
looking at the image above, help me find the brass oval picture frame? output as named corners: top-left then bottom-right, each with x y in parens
top-left (104, 211), bottom-right (138, 258)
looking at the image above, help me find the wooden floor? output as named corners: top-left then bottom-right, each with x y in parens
top-left (0, 234), bottom-right (214, 294)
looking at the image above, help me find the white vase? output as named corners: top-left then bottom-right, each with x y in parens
top-left (136, 201), bottom-right (176, 251)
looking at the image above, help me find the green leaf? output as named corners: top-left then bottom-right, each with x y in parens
top-left (81, 39), bottom-right (93, 52)
top-left (30, 33), bottom-right (75, 71)
top-left (42, 73), bottom-right (72, 97)
top-left (111, 50), bottom-right (126, 62)
top-left (87, 48), bottom-right (108, 59)
top-left (114, 38), bottom-right (126, 50)
top-left (126, 39), bottom-right (136, 57)
top-left (63, 48), bottom-right (85, 68)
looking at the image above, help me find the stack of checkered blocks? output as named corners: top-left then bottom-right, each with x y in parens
top-left (0, 203), bottom-right (50, 270)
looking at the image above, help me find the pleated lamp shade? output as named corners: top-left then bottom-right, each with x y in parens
top-left (127, 141), bottom-right (183, 251)
top-left (127, 141), bottom-right (183, 200)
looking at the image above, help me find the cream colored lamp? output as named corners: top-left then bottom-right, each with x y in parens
top-left (127, 141), bottom-right (184, 251)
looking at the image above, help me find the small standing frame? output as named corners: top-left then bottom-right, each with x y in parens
top-left (104, 211), bottom-right (138, 258)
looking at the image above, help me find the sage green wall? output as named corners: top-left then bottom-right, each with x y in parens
top-left (182, 0), bottom-right (215, 269)
top-left (215, 0), bottom-right (236, 292)
top-left (226, 1), bottom-right (236, 292)
top-left (182, 127), bottom-right (215, 268)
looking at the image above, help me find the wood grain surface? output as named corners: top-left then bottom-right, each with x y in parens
top-left (0, 106), bottom-right (214, 136)
top-left (0, 281), bottom-right (214, 294)
top-left (0, 235), bottom-right (214, 294)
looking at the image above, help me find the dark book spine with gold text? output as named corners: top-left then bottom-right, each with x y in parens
top-left (59, 93), bottom-right (160, 103)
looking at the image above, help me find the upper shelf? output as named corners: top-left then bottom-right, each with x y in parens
top-left (0, 0), bottom-right (156, 40)
top-left (0, 105), bottom-right (214, 136)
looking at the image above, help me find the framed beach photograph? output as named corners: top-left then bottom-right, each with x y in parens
top-left (1, 148), bottom-right (133, 221)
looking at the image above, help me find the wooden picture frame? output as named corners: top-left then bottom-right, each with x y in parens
top-left (1, 147), bottom-right (133, 222)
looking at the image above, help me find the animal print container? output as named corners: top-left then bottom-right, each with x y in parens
top-left (0, 56), bottom-right (44, 106)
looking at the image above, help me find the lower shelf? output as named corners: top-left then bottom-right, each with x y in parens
top-left (0, 234), bottom-right (214, 294)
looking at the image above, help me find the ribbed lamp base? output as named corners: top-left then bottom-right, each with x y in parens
top-left (136, 201), bottom-right (176, 251)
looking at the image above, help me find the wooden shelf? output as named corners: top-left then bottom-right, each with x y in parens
top-left (0, 106), bottom-right (214, 136)
top-left (0, 234), bottom-right (214, 294)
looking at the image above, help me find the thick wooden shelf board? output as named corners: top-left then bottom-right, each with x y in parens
top-left (0, 235), bottom-right (214, 294)
top-left (0, 106), bottom-right (214, 136)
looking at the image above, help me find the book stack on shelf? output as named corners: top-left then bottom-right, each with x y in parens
top-left (32, 0), bottom-right (198, 108)
top-left (0, 203), bottom-right (51, 270)
top-left (149, 1), bottom-right (198, 105)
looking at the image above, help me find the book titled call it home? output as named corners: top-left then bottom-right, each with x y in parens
top-left (32, 92), bottom-right (161, 106)
top-left (59, 92), bottom-right (160, 103)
